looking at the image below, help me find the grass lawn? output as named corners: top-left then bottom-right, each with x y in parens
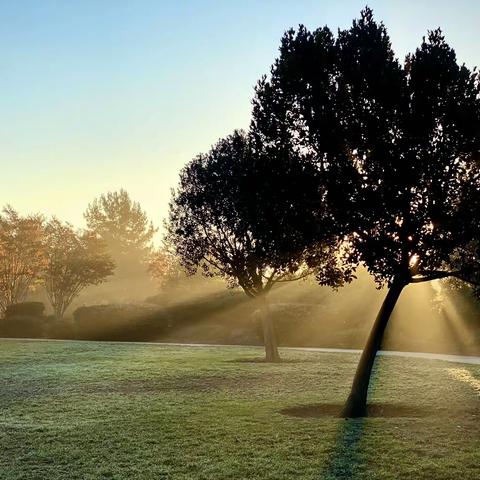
top-left (0, 340), bottom-right (479, 479)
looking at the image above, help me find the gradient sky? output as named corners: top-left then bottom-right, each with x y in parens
top-left (1, 0), bottom-right (479, 232)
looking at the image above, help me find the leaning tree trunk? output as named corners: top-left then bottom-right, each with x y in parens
top-left (258, 295), bottom-right (281, 363)
top-left (342, 277), bottom-right (406, 418)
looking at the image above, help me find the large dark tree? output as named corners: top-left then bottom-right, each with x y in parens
top-left (249, 25), bottom-right (356, 302)
top-left (166, 131), bottom-right (348, 362)
top-left (253, 8), bottom-right (480, 415)
top-left (249, 20), bottom-right (362, 290)
top-left (336, 10), bottom-right (480, 417)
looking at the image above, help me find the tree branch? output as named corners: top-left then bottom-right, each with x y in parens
top-left (411, 270), bottom-right (480, 286)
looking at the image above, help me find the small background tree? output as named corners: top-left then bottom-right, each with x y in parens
top-left (0, 206), bottom-right (45, 316)
top-left (84, 189), bottom-right (157, 302)
top-left (43, 218), bottom-right (115, 320)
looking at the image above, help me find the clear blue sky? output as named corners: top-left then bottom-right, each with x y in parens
top-left (1, 0), bottom-right (479, 230)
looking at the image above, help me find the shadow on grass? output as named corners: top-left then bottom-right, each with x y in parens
top-left (281, 352), bottom-right (480, 478)
top-left (318, 343), bottom-right (383, 478)
top-left (322, 418), bottom-right (366, 480)
top-left (280, 402), bottom-right (431, 418)
top-left (228, 358), bottom-right (315, 364)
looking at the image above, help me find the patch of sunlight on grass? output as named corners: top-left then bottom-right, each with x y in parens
top-left (448, 368), bottom-right (480, 396)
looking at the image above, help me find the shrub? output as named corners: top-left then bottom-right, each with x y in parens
top-left (0, 315), bottom-right (46, 338)
top-left (5, 302), bottom-right (45, 318)
top-left (1, 302), bottom-right (47, 338)
top-left (45, 316), bottom-right (75, 340)
top-left (73, 303), bottom-right (166, 340)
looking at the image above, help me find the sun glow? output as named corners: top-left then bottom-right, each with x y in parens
top-left (409, 254), bottom-right (420, 268)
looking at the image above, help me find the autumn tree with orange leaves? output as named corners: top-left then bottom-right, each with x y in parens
top-left (0, 207), bottom-right (46, 316)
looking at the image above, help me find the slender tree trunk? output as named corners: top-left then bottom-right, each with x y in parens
top-left (258, 295), bottom-right (281, 362)
top-left (54, 305), bottom-right (64, 321)
top-left (342, 277), bottom-right (406, 418)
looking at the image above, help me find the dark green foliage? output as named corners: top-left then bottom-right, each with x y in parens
top-left (168, 131), bottom-right (303, 294)
top-left (44, 316), bottom-right (75, 340)
top-left (167, 128), bottom-right (351, 295)
top-left (1, 303), bottom-right (46, 338)
top-left (253, 6), bottom-right (480, 415)
top-left (0, 303), bottom-right (76, 339)
top-left (340, 18), bottom-right (480, 284)
top-left (256, 7), bottom-right (480, 286)
top-left (72, 303), bottom-right (164, 340)
top-left (250, 27), bottom-right (357, 279)
top-left (0, 315), bottom-right (46, 338)
top-left (71, 294), bottom-right (255, 343)
top-left (5, 302), bottom-right (45, 318)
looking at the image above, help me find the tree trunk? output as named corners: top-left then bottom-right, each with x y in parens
top-left (259, 295), bottom-right (281, 362)
top-left (342, 277), bottom-right (406, 418)
top-left (54, 305), bottom-right (64, 321)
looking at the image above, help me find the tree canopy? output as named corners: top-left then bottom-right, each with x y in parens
top-left (84, 189), bottom-right (156, 273)
top-left (336, 12), bottom-right (480, 287)
top-left (43, 218), bottom-right (115, 319)
top-left (166, 130), bottom-right (350, 360)
top-left (0, 207), bottom-right (45, 315)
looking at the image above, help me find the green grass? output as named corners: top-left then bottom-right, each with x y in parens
top-left (0, 340), bottom-right (479, 479)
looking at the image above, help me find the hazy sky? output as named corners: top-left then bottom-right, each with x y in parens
top-left (1, 0), bottom-right (479, 232)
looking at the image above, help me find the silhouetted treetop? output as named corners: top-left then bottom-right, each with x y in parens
top-left (338, 7), bottom-right (480, 417)
top-left (283, 8), bottom-right (480, 286)
top-left (166, 130), bottom-right (316, 293)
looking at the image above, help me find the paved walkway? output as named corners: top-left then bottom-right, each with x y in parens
top-left (2, 337), bottom-right (480, 365)
top-left (290, 346), bottom-right (480, 365)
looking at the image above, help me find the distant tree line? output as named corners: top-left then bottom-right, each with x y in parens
top-left (166, 8), bottom-right (480, 417)
top-left (0, 190), bottom-right (171, 320)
